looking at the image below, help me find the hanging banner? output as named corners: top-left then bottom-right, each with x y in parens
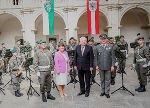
top-left (87, 0), bottom-right (99, 34)
top-left (43, 0), bottom-right (54, 35)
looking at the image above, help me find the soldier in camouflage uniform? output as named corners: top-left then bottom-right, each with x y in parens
top-left (133, 36), bottom-right (150, 92)
top-left (9, 49), bottom-right (23, 97)
top-left (116, 35), bottom-right (128, 73)
top-left (14, 39), bottom-right (21, 54)
top-left (47, 40), bottom-right (56, 55)
top-left (66, 37), bottom-right (77, 83)
top-left (1, 43), bottom-right (7, 73)
top-left (0, 53), bottom-right (4, 85)
top-left (88, 37), bottom-right (97, 83)
top-left (108, 37), bottom-right (118, 85)
top-left (34, 41), bottom-right (40, 53)
top-left (33, 40), bottom-right (55, 102)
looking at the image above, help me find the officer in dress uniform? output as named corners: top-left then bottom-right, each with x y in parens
top-left (116, 35), bottom-right (128, 73)
top-left (88, 37), bottom-right (97, 83)
top-left (108, 37), bottom-right (118, 85)
top-left (9, 49), bottom-right (23, 97)
top-left (133, 36), bottom-right (150, 92)
top-left (95, 34), bottom-right (115, 98)
top-left (33, 40), bottom-right (55, 102)
top-left (66, 37), bottom-right (78, 83)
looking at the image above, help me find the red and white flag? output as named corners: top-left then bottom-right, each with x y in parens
top-left (87, 0), bottom-right (99, 34)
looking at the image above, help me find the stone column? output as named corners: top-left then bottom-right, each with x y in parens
top-left (63, 7), bottom-right (78, 41)
top-left (21, 9), bottom-right (36, 47)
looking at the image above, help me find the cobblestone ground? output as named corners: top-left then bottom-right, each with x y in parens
top-left (0, 56), bottom-right (150, 108)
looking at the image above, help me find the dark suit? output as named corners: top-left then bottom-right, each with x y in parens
top-left (74, 45), bottom-right (93, 93)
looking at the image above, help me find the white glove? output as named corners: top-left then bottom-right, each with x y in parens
top-left (37, 72), bottom-right (40, 77)
top-left (115, 62), bottom-right (118, 66)
top-left (142, 64), bottom-right (147, 68)
top-left (51, 71), bottom-right (54, 74)
top-left (126, 54), bottom-right (128, 58)
top-left (148, 61), bottom-right (150, 66)
top-left (132, 64), bottom-right (136, 69)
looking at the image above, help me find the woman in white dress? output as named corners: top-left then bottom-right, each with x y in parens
top-left (54, 43), bottom-right (70, 97)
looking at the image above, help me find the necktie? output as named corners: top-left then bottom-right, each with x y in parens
top-left (81, 46), bottom-right (84, 56)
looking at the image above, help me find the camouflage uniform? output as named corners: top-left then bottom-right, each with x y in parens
top-left (116, 41), bottom-right (128, 72)
top-left (134, 44), bottom-right (150, 88)
top-left (0, 57), bottom-right (4, 84)
top-left (33, 49), bottom-right (54, 94)
top-left (66, 43), bottom-right (77, 82)
top-left (9, 56), bottom-right (22, 92)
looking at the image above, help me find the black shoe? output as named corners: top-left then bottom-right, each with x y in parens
top-left (0, 82), bottom-right (4, 85)
top-left (105, 94), bottom-right (110, 98)
top-left (135, 84), bottom-right (142, 91)
top-left (111, 79), bottom-right (115, 85)
top-left (138, 85), bottom-right (146, 92)
top-left (85, 92), bottom-right (89, 97)
top-left (42, 93), bottom-right (47, 102)
top-left (47, 92), bottom-right (56, 100)
top-left (77, 92), bottom-right (85, 96)
top-left (17, 90), bottom-right (23, 96)
top-left (117, 70), bottom-right (121, 74)
top-left (15, 91), bottom-right (21, 97)
top-left (100, 93), bottom-right (105, 96)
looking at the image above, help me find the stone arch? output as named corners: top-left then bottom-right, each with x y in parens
top-left (0, 10), bottom-right (23, 28)
top-left (0, 12), bottom-right (23, 49)
top-left (119, 5), bottom-right (150, 23)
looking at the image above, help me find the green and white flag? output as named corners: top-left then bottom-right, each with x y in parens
top-left (43, 0), bottom-right (54, 35)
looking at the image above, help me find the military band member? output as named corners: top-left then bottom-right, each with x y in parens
top-left (14, 39), bottom-right (21, 54)
top-left (47, 40), bottom-right (56, 55)
top-left (1, 43), bottom-right (6, 58)
top-left (33, 40), bottom-right (55, 102)
top-left (66, 37), bottom-right (78, 83)
top-left (0, 54), bottom-right (4, 85)
top-left (108, 37), bottom-right (118, 85)
top-left (34, 41), bottom-right (40, 53)
top-left (95, 34), bottom-right (115, 98)
top-left (133, 36), bottom-right (150, 92)
top-left (9, 49), bottom-right (23, 97)
top-left (88, 37), bottom-right (97, 83)
top-left (116, 35), bottom-right (128, 73)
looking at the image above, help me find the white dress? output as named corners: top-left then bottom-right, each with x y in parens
top-left (56, 53), bottom-right (68, 85)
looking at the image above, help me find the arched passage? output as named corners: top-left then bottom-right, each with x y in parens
top-left (35, 12), bottom-right (66, 43)
top-left (77, 11), bottom-right (108, 42)
top-left (0, 13), bottom-right (22, 49)
top-left (120, 8), bottom-right (149, 43)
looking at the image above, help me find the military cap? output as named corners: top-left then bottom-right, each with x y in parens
top-left (99, 34), bottom-right (108, 39)
top-left (107, 37), bottom-right (113, 40)
top-left (36, 41), bottom-right (40, 44)
top-left (11, 49), bottom-right (17, 53)
top-left (49, 40), bottom-right (54, 43)
top-left (88, 37), bottom-right (94, 42)
top-left (137, 33), bottom-right (140, 36)
top-left (1, 43), bottom-right (5, 45)
top-left (120, 35), bottom-right (124, 39)
top-left (69, 37), bottom-right (75, 40)
top-left (137, 36), bottom-right (144, 40)
top-left (39, 40), bottom-right (46, 44)
top-left (16, 39), bottom-right (21, 42)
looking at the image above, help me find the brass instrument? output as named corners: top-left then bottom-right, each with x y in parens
top-left (0, 59), bottom-right (4, 69)
top-left (15, 60), bottom-right (24, 77)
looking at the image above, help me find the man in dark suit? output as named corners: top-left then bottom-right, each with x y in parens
top-left (74, 37), bottom-right (93, 97)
